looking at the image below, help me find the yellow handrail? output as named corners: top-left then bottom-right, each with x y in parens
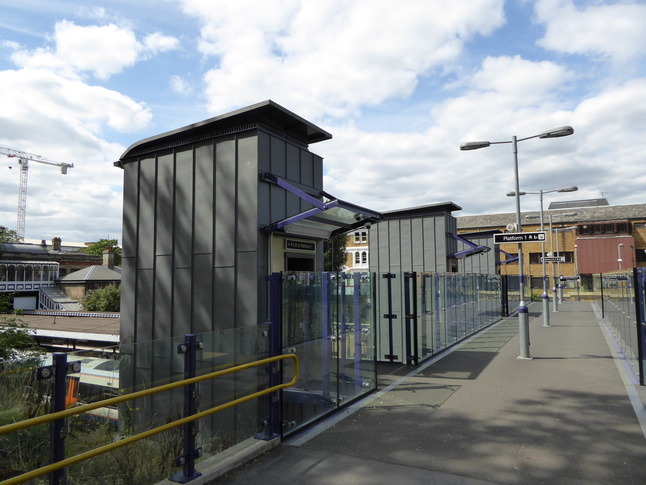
top-left (0, 353), bottom-right (298, 485)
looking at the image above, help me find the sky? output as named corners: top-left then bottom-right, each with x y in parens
top-left (1, 0), bottom-right (645, 245)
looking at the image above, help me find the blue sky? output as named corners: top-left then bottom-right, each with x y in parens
top-left (1, 0), bottom-right (645, 245)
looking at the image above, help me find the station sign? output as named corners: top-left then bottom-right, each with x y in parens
top-left (559, 275), bottom-right (581, 282)
top-left (493, 231), bottom-right (546, 244)
top-left (542, 256), bottom-right (565, 263)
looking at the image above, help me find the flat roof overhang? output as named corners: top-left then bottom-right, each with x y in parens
top-left (115, 100), bottom-right (333, 167)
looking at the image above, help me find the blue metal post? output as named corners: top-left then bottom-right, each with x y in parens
top-left (170, 334), bottom-right (202, 483)
top-left (383, 273), bottom-right (398, 361)
top-left (260, 272), bottom-right (283, 439)
top-left (50, 353), bottom-right (68, 485)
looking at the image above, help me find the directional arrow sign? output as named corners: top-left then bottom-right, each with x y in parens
top-left (542, 256), bottom-right (565, 263)
top-left (493, 231), bottom-right (546, 244)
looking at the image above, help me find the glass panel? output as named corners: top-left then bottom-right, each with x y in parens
top-left (281, 271), bottom-right (376, 437)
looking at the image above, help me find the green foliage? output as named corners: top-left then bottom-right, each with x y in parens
top-left (81, 284), bottom-right (121, 312)
top-left (0, 317), bottom-right (42, 361)
top-left (324, 233), bottom-right (348, 271)
top-left (81, 239), bottom-right (122, 266)
top-left (0, 227), bottom-right (22, 243)
top-left (0, 293), bottom-right (15, 313)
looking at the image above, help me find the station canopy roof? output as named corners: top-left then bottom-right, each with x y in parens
top-left (261, 173), bottom-right (382, 239)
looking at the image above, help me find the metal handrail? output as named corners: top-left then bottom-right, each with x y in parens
top-left (0, 353), bottom-right (298, 485)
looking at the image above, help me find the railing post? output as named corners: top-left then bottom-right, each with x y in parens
top-left (256, 272), bottom-right (282, 440)
top-left (51, 353), bottom-right (68, 485)
top-left (383, 273), bottom-right (398, 362)
top-left (170, 334), bottom-right (202, 483)
top-left (36, 352), bottom-right (81, 485)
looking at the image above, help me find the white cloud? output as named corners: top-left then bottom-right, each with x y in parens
top-left (535, 0), bottom-right (646, 63)
top-left (181, 0), bottom-right (506, 120)
top-left (171, 75), bottom-right (192, 95)
top-left (144, 32), bottom-right (180, 55)
top-left (9, 20), bottom-right (180, 81)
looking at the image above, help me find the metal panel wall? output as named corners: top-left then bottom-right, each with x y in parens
top-left (121, 127), bottom-right (326, 343)
top-left (370, 213), bottom-right (457, 274)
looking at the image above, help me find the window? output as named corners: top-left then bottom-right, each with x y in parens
top-left (354, 231), bottom-right (367, 244)
top-left (637, 250), bottom-right (646, 263)
top-left (354, 252), bottom-right (360, 264)
top-left (361, 252), bottom-right (367, 264)
top-left (576, 221), bottom-right (631, 236)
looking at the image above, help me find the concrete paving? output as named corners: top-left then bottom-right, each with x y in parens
top-left (208, 302), bottom-right (646, 485)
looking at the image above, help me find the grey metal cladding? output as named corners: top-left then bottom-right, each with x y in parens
top-left (388, 220), bottom-right (401, 273)
top-left (122, 164), bottom-right (139, 259)
top-left (194, 142), bottom-right (215, 255)
top-left (300, 150), bottom-right (314, 190)
top-left (156, 152), bottom-right (174, 257)
top-left (411, 218), bottom-right (424, 272)
top-left (174, 147), bottom-right (194, 269)
top-left (214, 266), bottom-right (235, 329)
top-left (192, 253), bottom-right (213, 334)
top-left (138, 158), bottom-right (156, 270)
top-left (269, 136), bottom-right (287, 178)
top-left (423, 217), bottom-right (437, 271)
top-left (237, 134), bottom-right (258, 253)
top-left (119, 256), bottom-right (136, 345)
top-left (172, 267), bottom-right (191, 334)
top-left (236, 251), bottom-right (257, 327)
top-left (154, 255), bottom-right (172, 340)
top-left (136, 268), bottom-right (154, 342)
top-left (286, 143), bottom-right (300, 181)
top-left (214, 137), bottom-right (236, 268)
top-left (400, 219), bottom-right (413, 270)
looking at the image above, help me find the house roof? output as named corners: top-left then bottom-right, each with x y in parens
top-left (457, 203), bottom-right (646, 230)
top-left (59, 265), bottom-right (121, 282)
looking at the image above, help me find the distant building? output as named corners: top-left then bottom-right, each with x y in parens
top-left (344, 229), bottom-right (370, 272)
top-left (0, 238), bottom-right (104, 310)
top-left (456, 200), bottom-right (646, 291)
top-left (59, 248), bottom-right (121, 301)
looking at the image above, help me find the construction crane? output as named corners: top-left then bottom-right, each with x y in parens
top-left (0, 146), bottom-right (74, 239)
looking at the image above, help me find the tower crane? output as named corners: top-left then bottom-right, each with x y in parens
top-left (0, 146), bottom-right (74, 240)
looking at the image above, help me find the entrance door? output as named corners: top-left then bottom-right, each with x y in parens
top-left (286, 254), bottom-right (315, 271)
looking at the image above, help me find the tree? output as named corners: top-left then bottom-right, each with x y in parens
top-left (81, 238), bottom-right (122, 266)
top-left (81, 283), bottom-right (121, 312)
top-left (0, 317), bottom-right (41, 361)
top-left (324, 233), bottom-right (348, 271)
top-left (0, 227), bottom-right (22, 243)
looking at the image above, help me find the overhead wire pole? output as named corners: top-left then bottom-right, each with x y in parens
top-left (0, 146), bottom-right (74, 240)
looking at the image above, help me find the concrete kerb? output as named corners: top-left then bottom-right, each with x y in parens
top-left (156, 438), bottom-right (279, 485)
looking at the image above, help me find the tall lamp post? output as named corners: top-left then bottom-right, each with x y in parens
top-left (514, 186), bottom-right (578, 327)
top-left (460, 126), bottom-right (574, 360)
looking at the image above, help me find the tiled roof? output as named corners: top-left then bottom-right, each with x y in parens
top-left (60, 265), bottom-right (121, 282)
top-left (457, 203), bottom-right (646, 230)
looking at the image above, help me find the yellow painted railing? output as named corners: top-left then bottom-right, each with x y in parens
top-left (0, 353), bottom-right (298, 485)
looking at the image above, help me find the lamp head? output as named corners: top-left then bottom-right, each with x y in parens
top-left (556, 186), bottom-right (578, 192)
top-left (507, 191), bottom-right (526, 197)
top-left (538, 126), bottom-right (574, 138)
top-left (460, 141), bottom-right (491, 151)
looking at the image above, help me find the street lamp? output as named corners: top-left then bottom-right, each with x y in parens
top-left (460, 126), bottom-right (574, 360)
top-left (513, 186), bottom-right (578, 327)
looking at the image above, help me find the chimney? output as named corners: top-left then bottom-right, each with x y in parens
top-left (103, 247), bottom-right (115, 269)
top-left (52, 237), bottom-right (62, 251)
